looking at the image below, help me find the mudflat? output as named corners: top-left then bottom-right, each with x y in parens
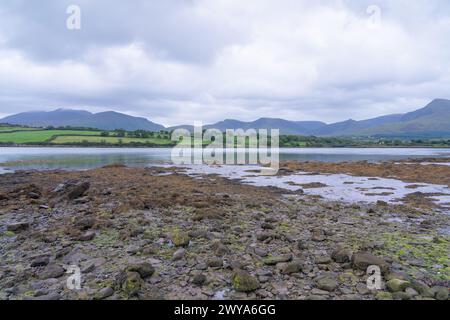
top-left (0, 161), bottom-right (448, 300)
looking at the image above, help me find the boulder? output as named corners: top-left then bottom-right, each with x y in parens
top-left (315, 274), bottom-right (338, 292)
top-left (7, 222), bottom-right (30, 232)
top-left (126, 262), bottom-right (155, 279)
top-left (171, 230), bottom-right (190, 247)
top-left (232, 270), bottom-right (260, 292)
top-left (263, 254), bottom-right (292, 265)
top-left (386, 278), bottom-right (411, 293)
top-left (352, 252), bottom-right (389, 273)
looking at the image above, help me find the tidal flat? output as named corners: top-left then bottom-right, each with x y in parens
top-left (0, 159), bottom-right (449, 300)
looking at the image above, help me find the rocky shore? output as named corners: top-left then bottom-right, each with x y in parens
top-left (0, 162), bottom-right (448, 300)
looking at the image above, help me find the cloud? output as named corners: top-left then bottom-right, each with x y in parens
top-left (0, 0), bottom-right (449, 126)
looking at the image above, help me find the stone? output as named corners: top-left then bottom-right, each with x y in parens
top-left (192, 273), bottom-right (207, 286)
top-left (254, 248), bottom-right (268, 257)
top-left (26, 293), bottom-right (61, 300)
top-left (31, 256), bottom-right (50, 267)
top-left (39, 265), bottom-right (65, 280)
top-left (79, 231), bottom-right (96, 241)
top-left (67, 182), bottom-right (90, 200)
top-left (94, 287), bottom-right (114, 300)
top-left (7, 222), bottom-right (30, 232)
top-left (171, 230), bottom-right (190, 247)
top-left (122, 271), bottom-right (142, 297)
top-left (256, 232), bottom-right (276, 241)
top-left (356, 282), bottom-right (370, 295)
top-left (386, 278), bottom-right (411, 293)
top-left (207, 258), bottom-right (223, 268)
top-left (376, 292), bottom-right (393, 300)
top-left (405, 287), bottom-right (419, 297)
top-left (172, 248), bottom-right (186, 261)
top-left (263, 254), bottom-right (292, 265)
top-left (126, 262), bottom-right (155, 279)
top-left (352, 252), bottom-right (389, 273)
top-left (315, 274), bottom-right (338, 292)
top-left (410, 281), bottom-right (434, 298)
top-left (74, 217), bottom-right (95, 230)
top-left (433, 286), bottom-right (449, 300)
top-left (232, 270), bottom-right (260, 292)
top-left (331, 247), bottom-right (353, 263)
top-left (281, 262), bottom-right (302, 275)
top-left (311, 229), bottom-right (326, 242)
top-left (315, 255), bottom-right (332, 264)
top-left (392, 292), bottom-right (412, 300)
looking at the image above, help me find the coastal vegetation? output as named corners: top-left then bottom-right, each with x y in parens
top-left (0, 124), bottom-right (450, 147)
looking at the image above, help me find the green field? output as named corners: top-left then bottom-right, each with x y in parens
top-left (0, 126), bottom-right (40, 132)
top-left (0, 130), bottom-right (100, 143)
top-left (51, 135), bottom-right (172, 145)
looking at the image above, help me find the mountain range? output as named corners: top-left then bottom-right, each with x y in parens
top-left (1, 99), bottom-right (450, 138)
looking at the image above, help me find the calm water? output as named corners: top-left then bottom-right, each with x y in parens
top-left (0, 147), bottom-right (449, 172)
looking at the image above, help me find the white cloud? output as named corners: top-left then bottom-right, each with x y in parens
top-left (0, 0), bottom-right (449, 126)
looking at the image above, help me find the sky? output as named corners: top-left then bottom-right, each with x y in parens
top-left (0, 0), bottom-right (449, 126)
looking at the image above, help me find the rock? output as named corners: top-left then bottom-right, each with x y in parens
top-left (305, 295), bottom-right (326, 300)
top-left (409, 281), bottom-right (434, 298)
top-left (261, 223), bottom-right (274, 230)
top-left (192, 273), bottom-right (207, 286)
top-left (171, 230), bottom-right (190, 247)
top-left (256, 232), bottom-right (276, 241)
top-left (74, 217), bottom-right (95, 230)
top-left (172, 248), bottom-right (186, 261)
top-left (392, 292), bottom-right (412, 300)
top-left (376, 291), bottom-right (393, 300)
top-left (232, 270), bottom-right (260, 292)
top-left (94, 287), bottom-right (114, 300)
top-left (281, 261), bottom-right (302, 275)
top-left (39, 265), bottom-right (65, 280)
top-left (207, 258), bottom-right (223, 268)
top-left (28, 192), bottom-right (41, 199)
top-left (352, 252), bottom-right (389, 273)
top-left (315, 255), bottom-right (331, 264)
top-left (122, 271), bottom-right (142, 297)
top-left (126, 262), bottom-right (155, 279)
top-left (355, 282), bottom-right (370, 295)
top-left (386, 278), bottom-right (411, 293)
top-left (67, 182), bottom-right (90, 200)
top-left (405, 287), bottom-right (419, 297)
top-left (31, 256), bottom-right (50, 267)
top-left (432, 286), bottom-right (449, 300)
top-left (315, 274), bottom-right (338, 292)
top-left (311, 229), bottom-right (326, 242)
top-left (26, 293), bottom-right (61, 300)
top-left (263, 254), bottom-right (292, 265)
top-left (79, 231), bottom-right (96, 241)
top-left (7, 222), bottom-right (30, 232)
top-left (254, 248), bottom-right (268, 257)
top-left (331, 247), bottom-right (353, 263)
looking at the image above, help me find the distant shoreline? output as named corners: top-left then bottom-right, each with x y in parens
top-left (1, 144), bottom-right (450, 149)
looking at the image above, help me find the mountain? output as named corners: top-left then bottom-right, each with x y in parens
top-left (314, 99), bottom-right (450, 137)
top-left (1, 99), bottom-right (450, 137)
top-left (0, 109), bottom-right (165, 131)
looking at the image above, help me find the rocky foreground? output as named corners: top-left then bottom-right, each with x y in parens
top-left (0, 162), bottom-right (449, 300)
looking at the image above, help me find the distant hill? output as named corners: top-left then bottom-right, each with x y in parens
top-left (0, 109), bottom-right (165, 131)
top-left (2, 99), bottom-right (450, 137)
top-left (313, 99), bottom-right (450, 138)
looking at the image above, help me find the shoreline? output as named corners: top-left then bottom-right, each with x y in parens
top-left (0, 162), bottom-right (448, 300)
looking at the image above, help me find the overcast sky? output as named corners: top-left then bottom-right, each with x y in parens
top-left (0, 0), bottom-right (449, 126)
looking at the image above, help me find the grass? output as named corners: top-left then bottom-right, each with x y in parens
top-left (51, 135), bottom-right (172, 145)
top-left (0, 130), bottom-right (100, 143)
top-left (0, 126), bottom-right (40, 132)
